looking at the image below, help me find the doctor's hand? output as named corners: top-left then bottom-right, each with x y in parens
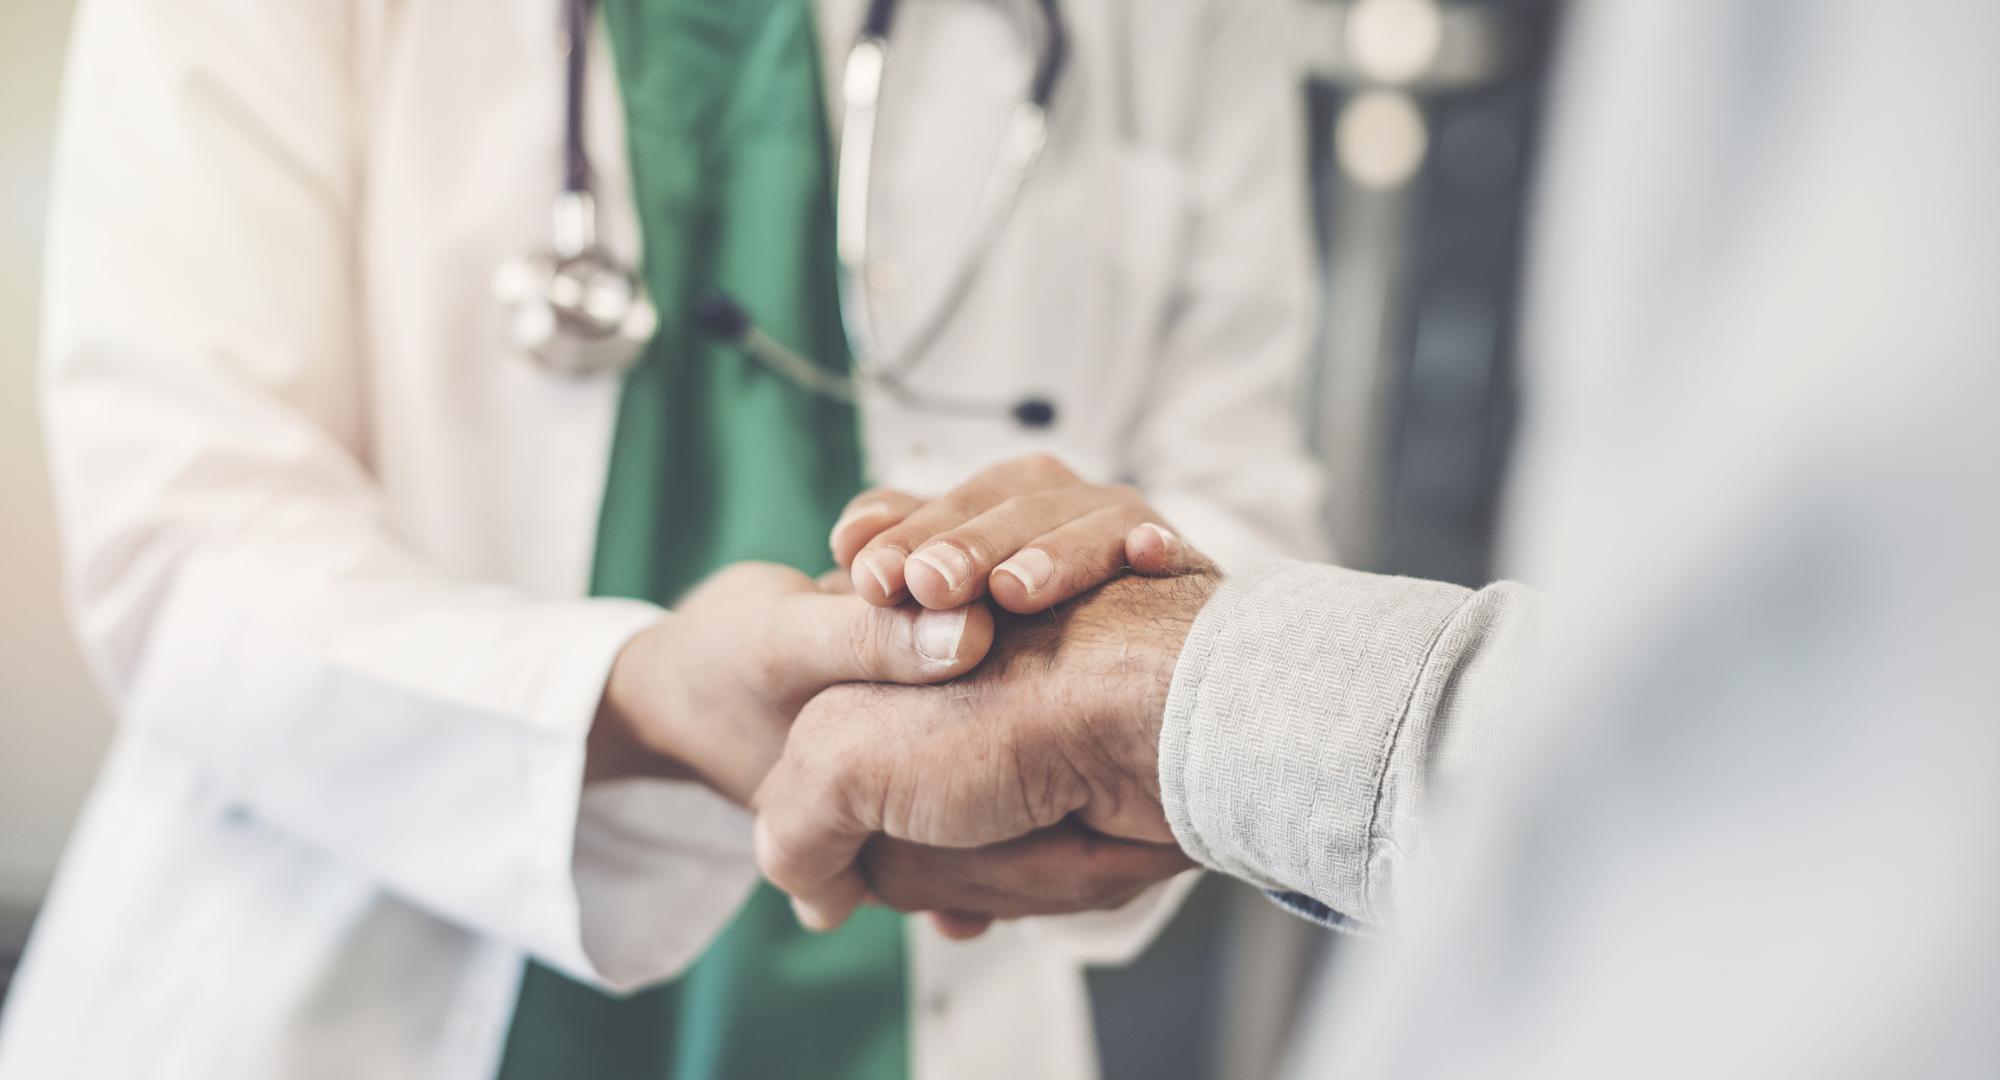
top-left (752, 570), bottom-right (1218, 932)
top-left (831, 455), bottom-right (1204, 614)
top-left (589, 562), bottom-right (994, 805)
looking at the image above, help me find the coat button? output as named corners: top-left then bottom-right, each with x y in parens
top-left (925, 990), bottom-right (950, 1019)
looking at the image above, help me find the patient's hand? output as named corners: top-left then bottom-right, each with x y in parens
top-left (753, 571), bottom-right (1219, 931)
top-left (830, 454), bottom-right (1203, 613)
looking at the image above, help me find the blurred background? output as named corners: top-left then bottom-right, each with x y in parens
top-left (0, 0), bottom-right (1554, 1073)
top-left (0, 0), bottom-right (106, 1007)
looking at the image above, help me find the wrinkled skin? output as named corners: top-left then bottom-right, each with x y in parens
top-left (755, 570), bottom-right (1220, 932)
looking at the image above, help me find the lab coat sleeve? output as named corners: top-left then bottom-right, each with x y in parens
top-left (1023, 0), bottom-right (1327, 965)
top-left (1122, 0), bottom-right (1328, 571)
top-left (40, 0), bottom-right (755, 992)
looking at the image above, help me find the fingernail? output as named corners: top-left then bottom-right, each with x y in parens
top-left (791, 896), bottom-right (833, 933)
top-left (995, 548), bottom-right (1054, 595)
top-left (909, 544), bottom-right (971, 592)
top-left (914, 606), bottom-right (969, 663)
top-left (1138, 523), bottom-right (1179, 552)
top-left (832, 501), bottom-right (890, 543)
top-left (854, 549), bottom-right (899, 600)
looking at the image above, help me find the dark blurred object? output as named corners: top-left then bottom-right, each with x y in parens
top-left (0, 905), bottom-right (30, 1015)
top-left (1301, 0), bottom-right (1559, 586)
top-left (1090, 875), bottom-right (1322, 1080)
top-left (1089, 876), bottom-right (1232, 1080)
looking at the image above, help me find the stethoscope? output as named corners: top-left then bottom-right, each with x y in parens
top-left (494, 0), bottom-right (1066, 429)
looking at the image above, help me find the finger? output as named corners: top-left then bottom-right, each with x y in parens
top-left (816, 567), bottom-right (857, 594)
top-left (861, 828), bottom-right (1195, 919)
top-left (849, 456), bottom-right (1080, 606)
top-left (830, 490), bottom-right (923, 569)
top-left (765, 594), bottom-right (995, 692)
top-left (755, 769), bottom-right (876, 933)
top-left (757, 673), bottom-right (1095, 932)
top-left (928, 912), bottom-right (995, 940)
top-left (955, 830), bottom-right (1192, 916)
top-left (755, 684), bottom-right (1026, 932)
top-left (753, 686), bottom-right (918, 932)
top-left (1124, 522), bottom-right (1213, 577)
top-left (763, 819), bottom-right (872, 933)
top-left (904, 485), bottom-right (1145, 610)
top-left (986, 505), bottom-right (1155, 614)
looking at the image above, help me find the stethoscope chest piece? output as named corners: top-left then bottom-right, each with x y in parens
top-left (494, 191), bottom-right (658, 379)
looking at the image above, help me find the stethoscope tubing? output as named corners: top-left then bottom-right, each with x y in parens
top-left (537, 0), bottom-right (1064, 427)
top-left (837, 0), bottom-right (1065, 384)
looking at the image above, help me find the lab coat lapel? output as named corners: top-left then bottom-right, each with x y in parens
top-left (816, 0), bottom-right (870, 119)
top-left (507, 0), bottom-right (562, 43)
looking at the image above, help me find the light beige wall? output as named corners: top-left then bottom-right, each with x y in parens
top-left (0, 0), bottom-right (106, 912)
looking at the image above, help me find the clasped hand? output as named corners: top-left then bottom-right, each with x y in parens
top-left (594, 455), bottom-right (1215, 939)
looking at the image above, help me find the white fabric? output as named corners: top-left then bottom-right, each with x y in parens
top-left (1161, 562), bottom-right (1530, 930)
top-left (0, 0), bottom-right (1323, 1078)
top-left (1150, 2), bottom-right (2000, 1078)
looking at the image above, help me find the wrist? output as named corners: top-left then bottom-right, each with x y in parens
top-left (599, 615), bottom-right (785, 805)
top-left (1062, 571), bottom-right (1217, 831)
top-left (588, 619), bottom-right (695, 785)
top-left (1122, 571), bottom-right (1216, 799)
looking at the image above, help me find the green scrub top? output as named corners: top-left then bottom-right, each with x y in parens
top-left (494, 1), bottom-right (908, 1077)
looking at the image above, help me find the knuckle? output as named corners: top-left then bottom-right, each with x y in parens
top-left (708, 561), bottom-right (764, 592)
top-left (798, 685), bottom-right (863, 734)
top-left (987, 492), bottom-right (1043, 528)
top-left (743, 639), bottom-right (789, 689)
top-left (766, 848), bottom-right (814, 895)
top-left (844, 487), bottom-right (901, 512)
top-left (791, 691), bottom-right (835, 734)
top-left (714, 560), bottom-right (805, 599)
top-left (848, 608), bottom-right (902, 675)
top-left (856, 536), bottom-right (904, 560)
top-left (1018, 453), bottom-right (1073, 483)
top-left (939, 488), bottom-right (988, 522)
top-left (825, 731), bottom-right (877, 794)
top-left (760, 789), bottom-right (846, 889)
top-left (931, 531), bottom-right (994, 572)
top-left (1104, 483), bottom-right (1146, 512)
top-left (755, 823), bottom-right (805, 888)
top-left (801, 688), bottom-right (888, 772)
top-left (858, 531), bottom-right (910, 559)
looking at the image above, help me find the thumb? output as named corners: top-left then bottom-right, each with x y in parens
top-left (767, 594), bottom-right (995, 691)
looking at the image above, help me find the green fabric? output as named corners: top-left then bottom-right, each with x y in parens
top-left (494, 2), bottom-right (908, 1078)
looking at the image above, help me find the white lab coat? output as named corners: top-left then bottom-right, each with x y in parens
top-left (0, 0), bottom-right (1322, 1077)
